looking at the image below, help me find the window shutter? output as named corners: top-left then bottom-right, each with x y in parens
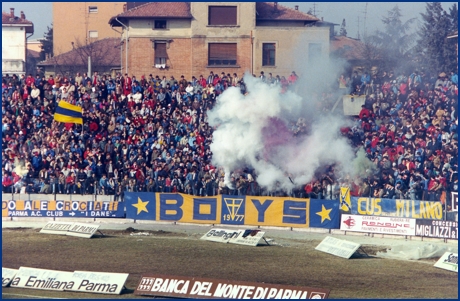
top-left (209, 43), bottom-right (237, 60)
top-left (209, 6), bottom-right (237, 25)
top-left (155, 43), bottom-right (167, 57)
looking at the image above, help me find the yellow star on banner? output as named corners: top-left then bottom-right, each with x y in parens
top-left (132, 197), bottom-right (149, 215)
top-left (316, 204), bottom-right (332, 223)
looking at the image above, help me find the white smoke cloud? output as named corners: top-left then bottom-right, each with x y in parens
top-left (208, 51), bottom-right (371, 191)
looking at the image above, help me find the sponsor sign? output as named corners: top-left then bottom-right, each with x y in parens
top-left (40, 222), bottom-right (101, 238)
top-left (434, 252), bottom-right (458, 273)
top-left (315, 236), bottom-right (360, 259)
top-left (134, 274), bottom-right (330, 299)
top-left (125, 193), bottom-right (341, 229)
top-left (340, 214), bottom-right (416, 236)
top-left (10, 267), bottom-right (74, 291)
top-left (2, 200), bottom-right (124, 218)
top-left (200, 228), bottom-right (266, 246)
top-left (415, 220), bottom-right (458, 240)
top-left (67, 271), bottom-right (129, 295)
top-left (200, 228), bottom-right (240, 243)
top-left (351, 197), bottom-right (443, 220)
top-left (67, 223), bottom-right (100, 238)
top-left (2, 268), bottom-right (18, 287)
top-left (229, 230), bottom-right (266, 247)
top-left (452, 192), bottom-right (458, 212)
top-left (40, 222), bottom-right (75, 235)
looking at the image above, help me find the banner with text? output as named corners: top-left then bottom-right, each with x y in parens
top-left (414, 220), bottom-right (458, 240)
top-left (2, 200), bottom-right (124, 218)
top-left (134, 274), bottom-right (330, 299)
top-left (340, 214), bottom-right (416, 236)
top-left (452, 192), bottom-right (458, 212)
top-left (124, 193), bottom-right (340, 229)
top-left (350, 197), bottom-right (443, 220)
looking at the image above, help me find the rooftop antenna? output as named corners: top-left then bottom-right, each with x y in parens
top-left (361, 3), bottom-right (368, 38)
top-left (356, 16), bottom-right (360, 40)
top-left (312, 3), bottom-right (322, 18)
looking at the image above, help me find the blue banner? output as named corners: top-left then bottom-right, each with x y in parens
top-left (350, 197), bottom-right (443, 220)
top-left (125, 192), bottom-right (341, 229)
top-left (309, 199), bottom-right (341, 229)
top-left (2, 200), bottom-right (124, 218)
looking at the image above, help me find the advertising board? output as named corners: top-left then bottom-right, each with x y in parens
top-left (2, 268), bottom-right (18, 287)
top-left (315, 236), bottom-right (360, 259)
top-left (66, 271), bottom-right (129, 295)
top-left (452, 192), bottom-right (458, 212)
top-left (9, 267), bottom-right (74, 291)
top-left (340, 214), bottom-right (416, 236)
top-left (434, 252), bottom-right (458, 272)
top-left (134, 274), bottom-right (330, 299)
top-left (200, 228), bottom-right (266, 246)
top-left (414, 220), bottom-right (458, 240)
top-left (39, 221), bottom-right (74, 235)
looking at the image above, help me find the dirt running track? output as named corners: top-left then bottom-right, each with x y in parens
top-left (1, 225), bottom-right (458, 299)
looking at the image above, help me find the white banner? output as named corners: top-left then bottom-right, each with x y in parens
top-left (67, 271), bottom-right (129, 294)
top-left (434, 252), bottom-right (458, 273)
top-left (67, 223), bottom-right (100, 238)
top-left (40, 222), bottom-right (100, 238)
top-left (315, 236), bottom-right (360, 259)
top-left (40, 221), bottom-right (75, 235)
top-left (340, 214), bottom-right (416, 236)
top-left (2, 267), bottom-right (19, 287)
top-left (10, 267), bottom-right (74, 291)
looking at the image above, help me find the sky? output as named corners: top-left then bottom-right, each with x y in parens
top-left (2, 2), bottom-right (457, 40)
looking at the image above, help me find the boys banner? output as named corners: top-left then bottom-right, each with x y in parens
top-left (124, 193), bottom-right (340, 229)
top-left (350, 197), bottom-right (443, 220)
top-left (2, 200), bottom-right (124, 218)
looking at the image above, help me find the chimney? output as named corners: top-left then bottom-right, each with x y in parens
top-left (274, 2), bottom-right (278, 10)
top-left (295, 5), bottom-right (298, 10)
top-left (321, 17), bottom-right (324, 21)
top-left (10, 8), bottom-right (14, 18)
top-left (123, 4), bottom-right (127, 12)
top-left (20, 11), bottom-right (25, 20)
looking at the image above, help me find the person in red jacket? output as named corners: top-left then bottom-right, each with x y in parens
top-left (2, 172), bottom-right (13, 193)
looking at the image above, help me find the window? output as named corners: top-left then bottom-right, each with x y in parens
top-left (88, 6), bottom-right (98, 13)
top-left (262, 43), bottom-right (276, 66)
top-left (308, 43), bottom-right (322, 63)
top-left (154, 20), bottom-right (167, 29)
top-left (88, 31), bottom-right (98, 38)
top-left (208, 43), bottom-right (237, 66)
top-left (155, 43), bottom-right (167, 65)
top-left (208, 6), bottom-right (237, 26)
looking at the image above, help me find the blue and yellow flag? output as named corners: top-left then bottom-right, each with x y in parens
top-left (54, 100), bottom-right (83, 124)
top-left (309, 199), bottom-right (340, 229)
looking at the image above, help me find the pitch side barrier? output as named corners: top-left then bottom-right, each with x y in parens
top-left (2, 193), bottom-right (457, 240)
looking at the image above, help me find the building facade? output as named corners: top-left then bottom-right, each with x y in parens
top-left (2, 8), bottom-right (34, 76)
top-left (109, 2), bottom-right (330, 78)
top-left (53, 2), bottom-right (125, 55)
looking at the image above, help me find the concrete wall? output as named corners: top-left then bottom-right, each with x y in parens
top-left (253, 27), bottom-right (329, 77)
top-left (2, 26), bottom-right (26, 61)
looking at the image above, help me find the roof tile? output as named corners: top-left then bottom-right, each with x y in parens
top-left (256, 2), bottom-right (319, 21)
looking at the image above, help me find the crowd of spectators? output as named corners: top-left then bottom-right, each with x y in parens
top-left (1, 67), bottom-right (457, 209)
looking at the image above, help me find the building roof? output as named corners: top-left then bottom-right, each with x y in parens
top-left (37, 38), bottom-right (121, 67)
top-left (27, 48), bottom-right (40, 59)
top-left (110, 2), bottom-right (192, 25)
top-left (330, 35), bottom-right (381, 61)
top-left (255, 2), bottom-right (319, 22)
top-left (2, 10), bottom-right (34, 33)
